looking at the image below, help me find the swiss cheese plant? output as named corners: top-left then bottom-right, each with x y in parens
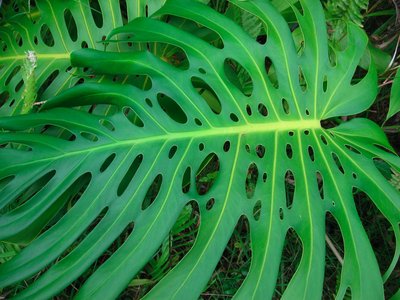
top-left (0, 0), bottom-right (399, 299)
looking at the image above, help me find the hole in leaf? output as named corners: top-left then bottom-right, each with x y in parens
top-left (15, 80), bottom-right (24, 92)
top-left (145, 98), bottom-right (153, 108)
top-left (99, 119), bottom-right (115, 131)
top-left (142, 174), bottom-right (163, 210)
top-left (64, 9), bottom-right (78, 42)
top-left (282, 98), bottom-right (290, 114)
top-left (38, 125), bottom-right (76, 141)
top-left (316, 171), bottom-right (324, 199)
top-left (81, 41), bottom-right (88, 48)
top-left (157, 93), bottom-right (188, 124)
top-left (245, 144), bottom-right (250, 153)
top-left (90, 0), bottom-right (103, 28)
top-left (191, 77), bottom-right (221, 115)
top-left (0, 175), bottom-right (15, 192)
top-left (206, 198), bottom-right (215, 210)
top-left (223, 141), bottom-right (230, 152)
top-left (168, 146), bottom-right (177, 159)
top-left (230, 113), bottom-right (239, 122)
top-left (279, 207), bottom-right (284, 220)
top-left (332, 153), bottom-right (344, 174)
top-left (1, 170), bottom-right (56, 213)
top-left (100, 153), bottom-right (116, 173)
top-left (5, 65), bottom-right (21, 86)
top-left (38, 70), bottom-right (60, 96)
top-left (80, 132), bottom-right (98, 142)
top-left (224, 58), bottom-right (253, 96)
top-left (308, 146), bottom-right (315, 162)
top-left (265, 56), bottom-right (278, 88)
top-left (246, 163), bottom-right (259, 199)
top-left (258, 103), bottom-right (268, 117)
top-left (286, 144), bottom-right (293, 159)
top-left (323, 75), bottom-right (328, 93)
top-left (263, 173), bottom-right (267, 182)
top-left (199, 143), bottom-right (204, 151)
top-left (345, 144), bottom-right (361, 155)
top-left (123, 107), bottom-right (144, 127)
top-left (119, 0), bottom-right (128, 25)
top-left (256, 145), bottom-right (265, 158)
top-left (351, 63), bottom-right (368, 86)
top-left (40, 24), bottom-right (55, 47)
top-left (285, 170), bottom-right (295, 209)
top-left (298, 66), bottom-right (307, 92)
top-left (246, 104), bottom-right (252, 116)
top-left (320, 135), bottom-right (328, 145)
top-left (194, 118), bottom-right (202, 126)
top-left (253, 200), bottom-right (261, 221)
top-left (117, 154), bottom-right (143, 196)
top-left (199, 68), bottom-right (206, 74)
top-left (196, 153), bottom-right (220, 196)
top-left (182, 167), bottom-right (191, 194)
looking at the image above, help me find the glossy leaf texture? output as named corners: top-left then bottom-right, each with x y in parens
top-left (0, 0), bottom-right (166, 116)
top-left (387, 67), bottom-right (400, 120)
top-left (0, 0), bottom-right (399, 299)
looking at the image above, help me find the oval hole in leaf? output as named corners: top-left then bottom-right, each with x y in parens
top-left (15, 79), bottom-right (23, 92)
top-left (263, 172), bottom-right (268, 182)
top-left (282, 98), bottom-right (290, 114)
top-left (320, 134), bottom-right (328, 145)
top-left (206, 198), bottom-right (215, 210)
top-left (100, 153), bottom-right (116, 173)
top-left (308, 146), bottom-right (315, 162)
top-left (279, 207), bottom-right (284, 220)
top-left (253, 200), bottom-right (261, 221)
top-left (265, 56), bottom-right (279, 88)
top-left (285, 170), bottom-right (295, 209)
top-left (224, 58), bottom-right (253, 97)
top-left (256, 144), bottom-right (265, 158)
top-left (13, 31), bottom-right (23, 46)
top-left (40, 24), bottom-right (55, 47)
top-left (168, 145), bottom-right (177, 159)
top-left (230, 113), bottom-right (239, 122)
top-left (246, 163), bottom-right (259, 199)
top-left (1, 170), bottom-right (56, 213)
top-left (196, 153), bottom-right (220, 196)
top-left (38, 70), bottom-right (60, 96)
top-left (64, 9), bottom-right (78, 42)
top-left (0, 175), bottom-right (15, 192)
top-left (191, 77), bottom-right (222, 115)
top-left (298, 66), bottom-right (307, 92)
top-left (332, 153), bottom-right (344, 174)
top-left (182, 167), bottom-right (191, 194)
top-left (123, 107), bottom-right (144, 127)
top-left (323, 75), bottom-right (328, 93)
top-left (316, 171), bottom-right (324, 200)
top-left (39, 124), bottom-right (76, 141)
top-left (345, 144), bottom-right (361, 155)
top-left (90, 0), bottom-right (103, 28)
top-left (119, 0), bottom-right (128, 25)
top-left (223, 140), bottom-right (230, 152)
top-left (99, 119), bottom-right (115, 132)
top-left (80, 132), bottom-right (99, 142)
top-left (5, 65), bottom-right (21, 86)
top-left (258, 103), bottom-right (268, 116)
top-left (142, 174), bottom-right (163, 210)
top-left (286, 144), bottom-right (293, 159)
top-left (246, 104), bottom-right (252, 116)
top-left (157, 93), bottom-right (188, 124)
top-left (117, 154), bottom-right (143, 196)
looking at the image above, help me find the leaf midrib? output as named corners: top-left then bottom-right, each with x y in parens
top-left (4, 120), bottom-right (320, 170)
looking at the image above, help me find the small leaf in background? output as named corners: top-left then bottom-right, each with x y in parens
top-left (387, 68), bottom-right (400, 120)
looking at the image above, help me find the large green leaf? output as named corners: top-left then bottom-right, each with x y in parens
top-left (0, 0), bottom-right (399, 299)
top-left (0, 0), bottom-right (166, 116)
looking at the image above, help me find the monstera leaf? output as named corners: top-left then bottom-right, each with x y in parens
top-left (0, 0), bottom-right (166, 116)
top-left (0, 0), bottom-right (399, 299)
